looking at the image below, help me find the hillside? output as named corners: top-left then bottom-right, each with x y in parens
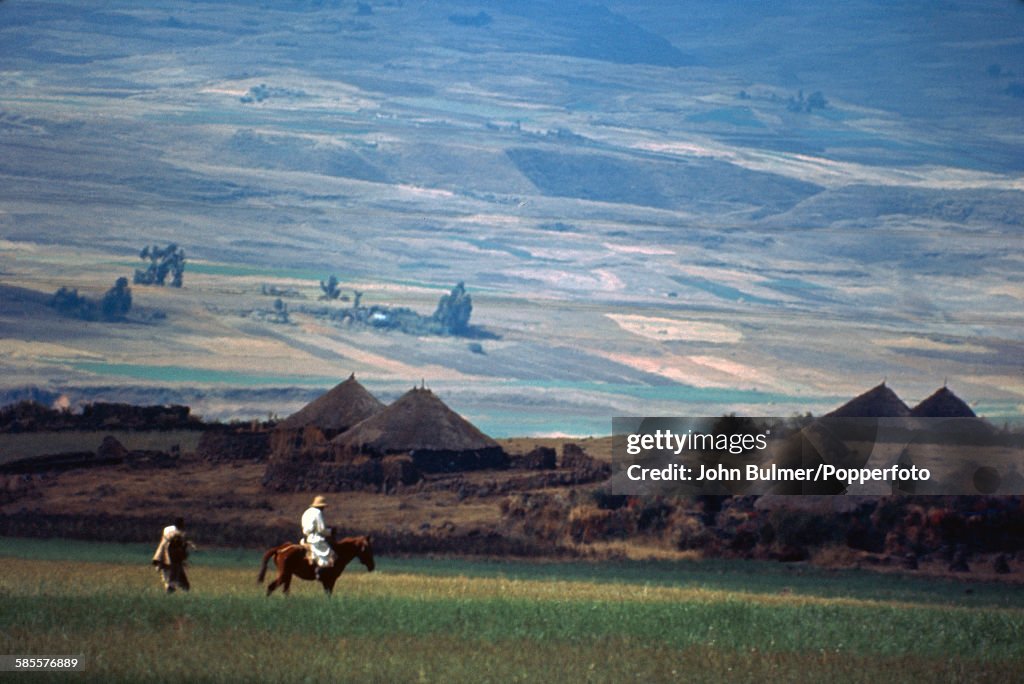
top-left (0, 1), bottom-right (1021, 435)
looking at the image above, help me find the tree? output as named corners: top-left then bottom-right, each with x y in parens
top-left (101, 277), bottom-right (132, 320)
top-left (273, 297), bottom-right (289, 324)
top-left (135, 244), bottom-right (185, 287)
top-left (319, 275), bottom-right (341, 300)
top-left (788, 90), bottom-right (827, 113)
top-left (433, 282), bottom-right (472, 334)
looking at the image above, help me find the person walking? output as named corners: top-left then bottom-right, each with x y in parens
top-left (152, 516), bottom-right (192, 593)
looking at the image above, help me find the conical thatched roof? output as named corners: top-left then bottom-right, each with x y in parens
top-left (910, 386), bottom-right (976, 418)
top-left (278, 374), bottom-right (384, 433)
top-left (331, 386), bottom-right (498, 456)
top-left (826, 382), bottom-right (911, 418)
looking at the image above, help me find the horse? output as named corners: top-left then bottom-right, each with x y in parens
top-left (257, 534), bottom-right (374, 596)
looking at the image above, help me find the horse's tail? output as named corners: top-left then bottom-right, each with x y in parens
top-left (257, 547), bottom-right (277, 584)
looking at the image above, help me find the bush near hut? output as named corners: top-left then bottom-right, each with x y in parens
top-left (498, 489), bottom-right (1024, 563)
top-left (568, 505), bottom-right (638, 544)
top-left (500, 491), bottom-right (581, 544)
top-left (762, 508), bottom-right (847, 556)
top-left (667, 513), bottom-right (716, 551)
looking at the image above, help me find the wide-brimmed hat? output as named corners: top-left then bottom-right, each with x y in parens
top-left (311, 495), bottom-right (328, 508)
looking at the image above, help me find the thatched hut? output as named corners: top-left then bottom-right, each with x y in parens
top-left (910, 386), bottom-right (976, 418)
top-left (277, 374), bottom-right (385, 438)
top-left (270, 374), bottom-right (385, 460)
top-left (825, 382), bottom-right (911, 418)
top-left (331, 386), bottom-right (507, 473)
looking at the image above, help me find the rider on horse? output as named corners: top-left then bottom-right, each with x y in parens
top-left (301, 495), bottom-right (335, 580)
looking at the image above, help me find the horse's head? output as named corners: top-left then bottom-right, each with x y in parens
top-left (355, 535), bottom-right (375, 572)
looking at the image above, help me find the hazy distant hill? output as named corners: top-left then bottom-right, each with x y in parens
top-left (0, 0), bottom-right (1021, 433)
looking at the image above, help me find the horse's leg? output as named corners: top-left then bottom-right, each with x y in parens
top-left (267, 557), bottom-right (284, 596)
top-left (281, 559), bottom-right (293, 596)
top-left (267, 552), bottom-right (289, 597)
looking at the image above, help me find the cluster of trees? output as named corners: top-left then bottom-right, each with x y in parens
top-left (319, 275), bottom-right (344, 301)
top-left (49, 242), bottom-right (186, 323)
top-left (240, 84), bottom-right (271, 104)
top-left (239, 84), bottom-right (306, 104)
top-left (134, 244), bottom-right (185, 287)
top-left (319, 275), bottom-right (360, 305)
top-left (307, 281), bottom-right (487, 338)
top-left (50, 277), bottom-right (132, 322)
top-left (787, 90), bottom-right (827, 113)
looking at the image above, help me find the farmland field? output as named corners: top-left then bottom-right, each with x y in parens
top-left (1, 538), bottom-right (1022, 682)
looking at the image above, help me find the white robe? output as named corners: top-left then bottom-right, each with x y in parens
top-left (301, 506), bottom-right (334, 567)
top-left (152, 525), bottom-right (183, 566)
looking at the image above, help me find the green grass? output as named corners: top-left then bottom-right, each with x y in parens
top-left (1, 538), bottom-right (1022, 682)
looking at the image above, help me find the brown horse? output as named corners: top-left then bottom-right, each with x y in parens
top-left (257, 535), bottom-right (374, 596)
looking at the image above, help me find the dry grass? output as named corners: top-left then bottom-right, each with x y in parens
top-left (497, 435), bottom-right (613, 462)
top-left (4, 434), bottom-right (616, 538)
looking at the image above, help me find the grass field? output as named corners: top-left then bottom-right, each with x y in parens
top-left (1, 538), bottom-right (1022, 682)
